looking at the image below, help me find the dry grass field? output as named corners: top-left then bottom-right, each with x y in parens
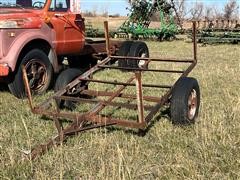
top-left (84, 17), bottom-right (194, 30)
top-left (0, 38), bottom-right (240, 179)
top-left (85, 17), bottom-right (126, 31)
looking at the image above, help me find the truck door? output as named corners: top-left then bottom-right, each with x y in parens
top-left (47, 0), bottom-right (85, 55)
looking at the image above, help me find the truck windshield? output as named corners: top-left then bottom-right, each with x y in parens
top-left (0, 0), bottom-right (47, 9)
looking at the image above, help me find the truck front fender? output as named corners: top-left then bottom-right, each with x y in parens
top-left (0, 24), bottom-right (58, 72)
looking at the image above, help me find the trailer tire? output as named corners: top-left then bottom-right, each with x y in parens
top-left (128, 41), bottom-right (149, 69)
top-left (8, 49), bottom-right (53, 98)
top-left (117, 41), bottom-right (133, 68)
top-left (170, 77), bottom-right (200, 125)
top-left (54, 68), bottom-right (86, 110)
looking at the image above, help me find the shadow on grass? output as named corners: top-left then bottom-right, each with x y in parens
top-left (104, 108), bottom-right (171, 137)
top-left (0, 83), bottom-right (9, 92)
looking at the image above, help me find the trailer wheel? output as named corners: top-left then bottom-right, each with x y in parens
top-left (54, 68), bottom-right (86, 110)
top-left (170, 77), bottom-right (200, 125)
top-left (117, 41), bottom-right (133, 68)
top-left (128, 41), bottom-right (149, 69)
top-left (8, 49), bottom-right (53, 98)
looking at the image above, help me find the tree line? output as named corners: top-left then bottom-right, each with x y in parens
top-left (127, 0), bottom-right (239, 20)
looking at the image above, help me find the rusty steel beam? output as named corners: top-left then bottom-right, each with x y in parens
top-left (98, 65), bottom-right (185, 73)
top-left (80, 90), bottom-right (163, 103)
top-left (22, 66), bottom-right (34, 111)
top-left (135, 72), bottom-right (144, 123)
top-left (104, 21), bottom-right (111, 56)
top-left (54, 95), bottom-right (154, 111)
top-left (78, 78), bottom-right (172, 89)
top-left (110, 56), bottom-right (194, 63)
top-left (193, 21), bottom-right (198, 62)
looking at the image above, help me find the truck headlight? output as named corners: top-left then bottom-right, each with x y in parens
top-left (0, 20), bottom-right (19, 28)
top-left (0, 18), bottom-right (41, 29)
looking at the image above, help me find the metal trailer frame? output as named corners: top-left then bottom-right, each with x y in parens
top-left (22, 21), bottom-right (198, 160)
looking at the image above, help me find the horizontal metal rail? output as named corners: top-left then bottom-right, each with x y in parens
top-left (81, 89), bottom-right (163, 103)
top-left (110, 55), bottom-right (194, 63)
top-left (98, 65), bottom-right (185, 73)
top-left (78, 78), bottom-right (172, 89)
top-left (54, 95), bottom-right (154, 111)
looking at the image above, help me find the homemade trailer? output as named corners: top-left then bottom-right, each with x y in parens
top-left (22, 22), bottom-right (200, 160)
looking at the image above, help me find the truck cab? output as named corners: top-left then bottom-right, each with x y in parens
top-left (0, 0), bottom-right (86, 98)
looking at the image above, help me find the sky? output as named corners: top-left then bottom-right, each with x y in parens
top-left (80, 0), bottom-right (130, 15)
top-left (80, 0), bottom-right (240, 15)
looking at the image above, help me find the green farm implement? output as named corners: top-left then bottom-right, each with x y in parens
top-left (192, 19), bottom-right (240, 44)
top-left (115, 0), bottom-right (178, 40)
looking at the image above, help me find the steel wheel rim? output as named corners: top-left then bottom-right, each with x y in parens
top-left (138, 52), bottom-right (147, 68)
top-left (25, 59), bottom-right (48, 92)
top-left (188, 89), bottom-right (198, 120)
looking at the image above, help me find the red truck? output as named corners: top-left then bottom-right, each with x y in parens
top-left (0, 0), bottom-right (124, 98)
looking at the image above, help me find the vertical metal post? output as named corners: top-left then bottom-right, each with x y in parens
top-left (22, 66), bottom-right (34, 111)
top-left (192, 21), bottom-right (197, 63)
top-left (203, 20), bottom-right (206, 29)
top-left (104, 21), bottom-right (111, 56)
top-left (135, 71), bottom-right (144, 124)
top-left (216, 19), bottom-right (219, 29)
top-left (197, 21), bottom-right (200, 29)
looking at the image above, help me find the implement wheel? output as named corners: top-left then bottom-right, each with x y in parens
top-left (54, 68), bottom-right (87, 110)
top-left (117, 41), bottom-right (133, 68)
top-left (128, 41), bottom-right (149, 69)
top-left (170, 77), bottom-right (200, 125)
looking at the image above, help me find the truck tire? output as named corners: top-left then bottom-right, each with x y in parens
top-left (68, 55), bottom-right (97, 70)
top-left (8, 49), bottom-right (53, 98)
top-left (128, 41), bottom-right (149, 69)
top-left (170, 77), bottom-right (200, 125)
top-left (54, 68), bottom-right (86, 110)
top-left (117, 41), bottom-right (133, 68)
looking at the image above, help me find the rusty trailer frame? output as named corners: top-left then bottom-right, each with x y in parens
top-left (22, 21), bottom-right (198, 160)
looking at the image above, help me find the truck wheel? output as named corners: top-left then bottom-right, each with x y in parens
top-left (128, 41), bottom-right (149, 69)
top-left (54, 68), bottom-right (86, 110)
top-left (117, 41), bottom-right (133, 68)
top-left (8, 49), bottom-right (53, 98)
top-left (68, 55), bottom-right (97, 70)
top-left (170, 77), bottom-right (200, 125)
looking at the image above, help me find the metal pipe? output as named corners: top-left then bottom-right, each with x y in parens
top-left (135, 72), bottom-right (144, 123)
top-left (54, 95), bottom-right (153, 111)
top-left (104, 21), bottom-right (111, 56)
top-left (78, 78), bottom-right (172, 89)
top-left (110, 56), bottom-right (194, 63)
top-left (81, 90), bottom-right (163, 103)
top-left (98, 65), bottom-right (185, 73)
top-left (22, 66), bottom-right (34, 111)
top-left (192, 21), bottom-right (197, 62)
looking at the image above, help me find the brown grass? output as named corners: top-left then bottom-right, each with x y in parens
top-left (0, 40), bottom-right (240, 179)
